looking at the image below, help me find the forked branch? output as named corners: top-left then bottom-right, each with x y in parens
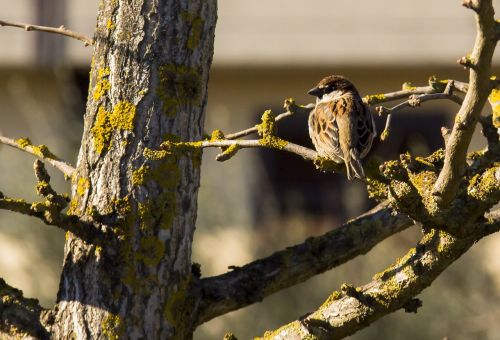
top-left (254, 212), bottom-right (500, 339)
top-left (432, 0), bottom-right (498, 205)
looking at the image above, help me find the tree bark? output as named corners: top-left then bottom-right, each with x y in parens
top-left (46, 1), bottom-right (217, 338)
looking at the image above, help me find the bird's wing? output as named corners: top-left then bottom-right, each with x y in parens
top-left (308, 100), bottom-right (342, 162)
top-left (333, 95), bottom-right (366, 179)
top-left (354, 100), bottom-right (376, 158)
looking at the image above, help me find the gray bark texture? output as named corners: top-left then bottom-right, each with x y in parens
top-left (0, 1), bottom-right (498, 339)
top-left (46, 1), bottom-right (217, 338)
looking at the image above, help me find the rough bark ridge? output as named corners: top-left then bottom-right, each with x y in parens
top-left (47, 1), bottom-right (217, 338)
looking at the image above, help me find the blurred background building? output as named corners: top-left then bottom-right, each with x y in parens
top-left (0, 0), bottom-right (499, 339)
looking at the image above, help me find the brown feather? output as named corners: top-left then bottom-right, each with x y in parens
top-left (308, 76), bottom-right (376, 180)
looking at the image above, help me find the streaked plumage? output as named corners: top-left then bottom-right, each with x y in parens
top-left (308, 75), bottom-right (376, 180)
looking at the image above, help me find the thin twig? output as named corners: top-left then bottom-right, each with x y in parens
top-left (377, 92), bottom-right (464, 140)
top-left (0, 135), bottom-right (75, 177)
top-left (363, 80), bottom-right (467, 106)
top-left (0, 19), bottom-right (93, 46)
top-left (225, 102), bottom-right (314, 140)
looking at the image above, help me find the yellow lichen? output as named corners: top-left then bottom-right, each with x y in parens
top-left (15, 138), bottom-right (58, 159)
top-left (258, 136), bottom-right (288, 150)
top-left (319, 291), bottom-right (342, 310)
top-left (428, 76), bottom-right (450, 91)
top-left (101, 313), bottom-right (124, 340)
top-left (110, 101), bottom-right (136, 131)
top-left (467, 165), bottom-right (500, 202)
top-left (68, 176), bottom-right (89, 215)
top-left (209, 129), bottom-right (224, 141)
top-left (132, 165), bottom-right (149, 186)
top-left (223, 333), bottom-right (238, 340)
top-left (35, 181), bottom-right (50, 196)
top-left (98, 67), bottom-right (110, 79)
top-left (217, 144), bottom-right (240, 160)
top-left (106, 19), bottom-right (115, 30)
top-left (16, 137), bottom-right (31, 148)
top-left (380, 128), bottom-right (389, 141)
top-left (76, 177), bottom-right (90, 196)
top-left (32, 144), bottom-right (57, 159)
top-left (402, 82), bottom-right (417, 91)
top-left (143, 148), bottom-right (169, 161)
top-left (93, 79), bottom-right (111, 101)
top-left (366, 178), bottom-right (388, 201)
top-left (93, 67), bottom-right (111, 101)
top-left (91, 102), bottom-right (136, 154)
top-left (254, 110), bottom-right (288, 150)
top-left (488, 88), bottom-right (500, 128)
top-left (363, 94), bottom-right (386, 105)
top-left (92, 106), bottom-right (112, 154)
top-left (257, 110), bottom-right (276, 137)
top-left (313, 156), bottom-right (344, 173)
top-left (256, 321), bottom-right (308, 340)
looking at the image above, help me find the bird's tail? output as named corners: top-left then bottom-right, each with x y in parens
top-left (345, 148), bottom-right (365, 180)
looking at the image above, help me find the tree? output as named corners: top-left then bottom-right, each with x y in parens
top-left (0, 0), bottom-right (498, 339)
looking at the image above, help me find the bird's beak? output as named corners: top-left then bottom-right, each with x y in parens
top-left (308, 87), bottom-right (322, 97)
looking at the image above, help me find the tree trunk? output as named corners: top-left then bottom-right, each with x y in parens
top-left (46, 1), bottom-right (217, 338)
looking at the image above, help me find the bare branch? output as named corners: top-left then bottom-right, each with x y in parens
top-left (219, 79), bottom-right (467, 149)
top-left (0, 192), bottom-right (101, 244)
top-left (363, 79), bottom-right (467, 106)
top-left (177, 79), bottom-right (468, 173)
top-left (433, 0), bottom-right (497, 206)
top-left (188, 138), bottom-right (317, 161)
top-left (195, 201), bottom-right (413, 325)
top-left (376, 91), bottom-right (463, 141)
top-left (0, 159), bottom-right (106, 244)
top-left (0, 19), bottom-right (93, 46)
top-left (0, 136), bottom-right (75, 178)
top-left (33, 160), bottom-right (71, 208)
top-left (225, 100), bottom-right (314, 140)
top-left (254, 212), bottom-right (500, 340)
top-left (0, 277), bottom-right (49, 339)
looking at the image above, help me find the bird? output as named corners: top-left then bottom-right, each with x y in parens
top-left (307, 75), bottom-right (376, 180)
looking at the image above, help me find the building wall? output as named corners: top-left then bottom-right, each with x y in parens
top-left (1, 0), bottom-right (498, 66)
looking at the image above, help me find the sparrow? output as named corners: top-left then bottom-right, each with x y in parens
top-left (307, 75), bottom-right (376, 180)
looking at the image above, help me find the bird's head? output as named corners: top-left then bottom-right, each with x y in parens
top-left (307, 75), bottom-right (357, 100)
